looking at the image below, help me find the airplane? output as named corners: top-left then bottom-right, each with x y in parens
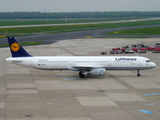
top-left (5, 37), bottom-right (156, 78)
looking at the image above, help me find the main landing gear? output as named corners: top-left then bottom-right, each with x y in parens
top-left (79, 71), bottom-right (85, 78)
top-left (137, 70), bottom-right (141, 77)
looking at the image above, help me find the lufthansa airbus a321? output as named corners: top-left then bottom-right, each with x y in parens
top-left (5, 37), bottom-right (156, 78)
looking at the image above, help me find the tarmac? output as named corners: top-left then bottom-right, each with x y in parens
top-left (0, 38), bottom-right (160, 120)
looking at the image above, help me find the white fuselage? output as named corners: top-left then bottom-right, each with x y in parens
top-left (5, 56), bottom-right (156, 71)
top-left (5, 36), bottom-right (156, 78)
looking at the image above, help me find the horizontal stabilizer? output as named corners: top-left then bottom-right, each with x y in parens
top-left (5, 58), bottom-right (22, 62)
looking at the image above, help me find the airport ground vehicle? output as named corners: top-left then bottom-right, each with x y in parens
top-left (116, 50), bottom-right (122, 54)
top-left (125, 48), bottom-right (134, 54)
top-left (152, 47), bottom-right (160, 53)
top-left (139, 48), bottom-right (147, 53)
top-left (155, 42), bottom-right (160, 47)
top-left (109, 42), bottom-right (160, 55)
top-left (101, 51), bottom-right (107, 55)
top-left (111, 47), bottom-right (125, 54)
top-left (147, 46), bottom-right (153, 51)
top-left (131, 48), bottom-right (138, 53)
top-left (110, 50), bottom-right (116, 54)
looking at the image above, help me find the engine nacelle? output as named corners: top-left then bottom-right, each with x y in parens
top-left (88, 68), bottom-right (106, 76)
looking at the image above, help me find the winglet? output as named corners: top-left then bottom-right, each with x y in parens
top-left (7, 37), bottom-right (32, 57)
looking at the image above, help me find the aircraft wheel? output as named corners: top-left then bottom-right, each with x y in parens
top-left (137, 70), bottom-right (141, 77)
top-left (79, 71), bottom-right (85, 78)
top-left (79, 71), bottom-right (82, 75)
top-left (137, 73), bottom-right (141, 77)
top-left (80, 74), bottom-right (85, 78)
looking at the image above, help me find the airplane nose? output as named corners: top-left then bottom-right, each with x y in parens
top-left (152, 62), bottom-right (156, 68)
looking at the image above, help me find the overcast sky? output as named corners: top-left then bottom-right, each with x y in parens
top-left (1, 0), bottom-right (160, 12)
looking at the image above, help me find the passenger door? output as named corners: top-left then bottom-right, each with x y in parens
top-left (30, 58), bottom-right (34, 67)
top-left (138, 58), bottom-right (142, 66)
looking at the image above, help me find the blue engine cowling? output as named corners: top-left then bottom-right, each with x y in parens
top-left (88, 68), bottom-right (106, 76)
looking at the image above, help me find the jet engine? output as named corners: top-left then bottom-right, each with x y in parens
top-left (87, 68), bottom-right (106, 76)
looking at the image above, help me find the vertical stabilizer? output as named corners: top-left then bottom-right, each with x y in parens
top-left (7, 37), bottom-right (32, 57)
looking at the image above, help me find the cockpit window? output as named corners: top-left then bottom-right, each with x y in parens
top-left (146, 60), bottom-right (151, 63)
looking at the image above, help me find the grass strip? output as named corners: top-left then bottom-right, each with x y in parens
top-left (106, 26), bottom-right (160, 35)
top-left (0, 20), bottom-right (160, 33)
top-left (92, 37), bottom-right (150, 38)
top-left (0, 18), bottom-right (144, 26)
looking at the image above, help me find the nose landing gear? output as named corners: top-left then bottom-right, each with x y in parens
top-left (137, 70), bottom-right (141, 77)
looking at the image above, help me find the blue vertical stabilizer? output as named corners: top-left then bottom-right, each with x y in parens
top-left (7, 37), bottom-right (32, 57)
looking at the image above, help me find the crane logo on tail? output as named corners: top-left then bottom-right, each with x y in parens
top-left (11, 42), bottom-right (20, 52)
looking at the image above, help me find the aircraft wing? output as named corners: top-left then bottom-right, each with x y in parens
top-left (72, 64), bottom-right (105, 70)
